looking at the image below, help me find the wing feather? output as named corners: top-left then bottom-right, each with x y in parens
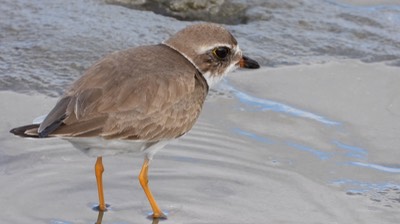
top-left (38, 44), bottom-right (208, 141)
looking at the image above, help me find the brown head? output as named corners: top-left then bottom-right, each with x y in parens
top-left (163, 23), bottom-right (259, 87)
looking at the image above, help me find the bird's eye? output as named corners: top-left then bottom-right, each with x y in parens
top-left (212, 47), bottom-right (230, 59)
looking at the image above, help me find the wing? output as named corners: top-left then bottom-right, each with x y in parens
top-left (37, 44), bottom-right (208, 141)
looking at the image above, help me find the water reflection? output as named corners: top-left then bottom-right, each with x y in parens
top-left (93, 210), bottom-right (164, 224)
top-left (221, 80), bottom-right (342, 126)
top-left (94, 210), bottom-right (104, 224)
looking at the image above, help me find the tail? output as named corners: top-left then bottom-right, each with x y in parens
top-left (10, 124), bottom-right (40, 138)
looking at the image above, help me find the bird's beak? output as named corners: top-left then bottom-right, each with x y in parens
top-left (239, 56), bottom-right (260, 69)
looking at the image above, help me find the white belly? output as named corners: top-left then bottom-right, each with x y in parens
top-left (62, 137), bottom-right (171, 159)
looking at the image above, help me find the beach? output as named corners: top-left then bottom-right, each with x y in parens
top-left (1, 0), bottom-right (400, 223)
top-left (2, 61), bottom-right (400, 223)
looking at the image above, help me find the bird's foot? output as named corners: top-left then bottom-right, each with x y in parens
top-left (92, 203), bottom-right (111, 212)
top-left (148, 211), bottom-right (167, 220)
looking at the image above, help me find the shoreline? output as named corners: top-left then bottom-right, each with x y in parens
top-left (1, 60), bottom-right (399, 223)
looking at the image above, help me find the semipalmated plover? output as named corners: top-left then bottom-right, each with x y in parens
top-left (10, 23), bottom-right (260, 219)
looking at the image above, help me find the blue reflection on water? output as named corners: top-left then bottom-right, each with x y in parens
top-left (235, 127), bottom-right (399, 175)
top-left (349, 162), bottom-right (400, 173)
top-left (333, 140), bottom-right (368, 159)
top-left (331, 179), bottom-right (400, 193)
top-left (223, 81), bottom-right (341, 126)
top-left (225, 80), bottom-right (400, 198)
top-left (50, 220), bottom-right (73, 224)
top-left (286, 141), bottom-right (332, 160)
top-left (233, 128), bottom-right (332, 161)
top-left (233, 128), bottom-right (274, 144)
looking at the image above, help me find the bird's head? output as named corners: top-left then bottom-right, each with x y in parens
top-left (163, 23), bottom-right (260, 87)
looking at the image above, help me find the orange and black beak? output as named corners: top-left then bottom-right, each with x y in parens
top-left (239, 56), bottom-right (260, 69)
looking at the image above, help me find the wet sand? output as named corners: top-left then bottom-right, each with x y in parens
top-left (341, 0), bottom-right (400, 5)
top-left (2, 0), bottom-right (400, 97)
top-left (1, 60), bottom-right (399, 223)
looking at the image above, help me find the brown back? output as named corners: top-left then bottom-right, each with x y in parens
top-left (34, 44), bottom-right (208, 141)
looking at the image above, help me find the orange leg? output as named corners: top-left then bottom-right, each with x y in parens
top-left (95, 156), bottom-right (106, 211)
top-left (139, 158), bottom-right (166, 219)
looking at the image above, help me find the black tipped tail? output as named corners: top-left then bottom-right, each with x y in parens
top-left (10, 124), bottom-right (40, 138)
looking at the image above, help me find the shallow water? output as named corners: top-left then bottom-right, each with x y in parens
top-left (1, 0), bottom-right (400, 223)
top-left (2, 61), bottom-right (400, 223)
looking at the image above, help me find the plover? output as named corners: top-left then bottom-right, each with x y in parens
top-left (10, 23), bottom-right (260, 219)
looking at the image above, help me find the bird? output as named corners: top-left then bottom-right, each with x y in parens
top-left (10, 23), bottom-right (260, 219)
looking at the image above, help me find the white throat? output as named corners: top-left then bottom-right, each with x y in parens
top-left (202, 62), bottom-right (239, 87)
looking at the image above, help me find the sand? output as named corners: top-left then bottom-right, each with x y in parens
top-left (1, 60), bottom-right (399, 223)
top-left (340, 0), bottom-right (400, 5)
